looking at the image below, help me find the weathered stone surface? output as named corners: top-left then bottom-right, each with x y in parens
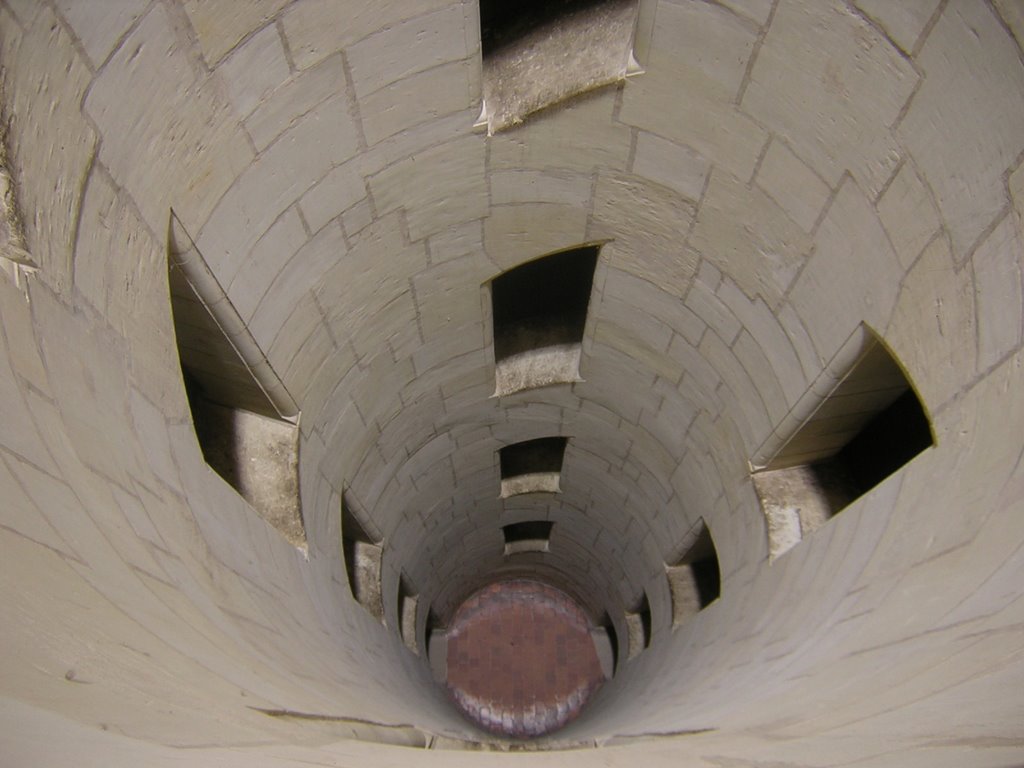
top-left (215, 22), bottom-right (291, 119)
top-left (876, 161), bottom-right (943, 270)
top-left (972, 213), bottom-right (1023, 372)
top-left (743, 0), bottom-right (917, 198)
top-left (691, 169), bottom-right (813, 305)
top-left (0, 6), bottom-right (95, 293)
top-left (85, 5), bottom-right (254, 235)
top-left (755, 139), bottom-right (831, 234)
top-left (854, 0), bottom-right (941, 54)
top-left (54, 0), bottom-right (149, 68)
top-left (790, 180), bottom-right (902, 359)
top-left (182, 0), bottom-right (291, 66)
top-left (898, 0), bottom-right (1024, 261)
top-left (887, 237), bottom-right (975, 410)
top-left (632, 133), bottom-right (709, 203)
top-left (360, 61), bottom-right (474, 146)
top-left (591, 172), bottom-right (697, 298)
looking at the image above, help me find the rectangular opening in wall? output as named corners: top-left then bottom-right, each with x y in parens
top-left (666, 519), bottom-right (720, 628)
top-left (625, 592), bottom-right (651, 659)
top-left (479, 0), bottom-right (640, 134)
top-left (341, 495), bottom-right (384, 622)
top-left (169, 213), bottom-right (305, 548)
top-left (599, 611), bottom-right (619, 675)
top-left (398, 576), bottom-right (419, 655)
top-left (752, 329), bottom-right (934, 559)
top-left (502, 520), bottom-right (553, 555)
top-left (491, 244), bottom-right (599, 395)
top-left (0, 122), bottom-right (35, 282)
top-left (499, 436), bottom-right (568, 497)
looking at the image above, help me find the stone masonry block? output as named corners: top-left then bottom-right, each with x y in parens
top-left (281, 0), bottom-right (453, 71)
top-left (854, 0), bottom-right (941, 54)
top-left (249, 222), bottom-right (345, 351)
top-left (226, 206), bottom-right (308, 324)
top-left (743, 0), bottom-right (917, 198)
top-left (789, 180), bottom-right (903, 361)
top-left (483, 203), bottom-right (588, 272)
top-left (691, 169), bottom-right (813, 305)
top-left (898, 0), bottom-right (1024, 261)
top-left (198, 93), bottom-right (358, 284)
top-left (215, 22), bottom-right (291, 119)
top-left (346, 5), bottom-right (470, 99)
top-left (717, 278), bottom-right (807, 406)
top-left (877, 161), bottom-right (943, 270)
top-left (299, 159), bottom-right (367, 236)
top-left (620, 65), bottom-right (768, 182)
top-left (487, 90), bottom-right (631, 175)
top-left (602, 267), bottom-right (705, 346)
top-left (887, 237), bottom-right (975, 410)
top-left (369, 135), bottom-right (487, 241)
top-left (755, 139), bottom-right (832, 234)
top-left (632, 133), bottom-right (709, 204)
top-left (490, 170), bottom-right (593, 208)
top-left (360, 61), bottom-right (474, 147)
top-left (412, 256), bottom-right (488, 340)
top-left (85, 4), bottom-right (254, 235)
top-left (1, 5), bottom-right (95, 292)
top-left (54, 0), bottom-right (149, 69)
top-left (182, 0), bottom-right (291, 66)
top-left (972, 213), bottom-right (1023, 372)
top-left (649, 0), bottom-right (758, 100)
top-left (591, 172), bottom-right (698, 299)
top-left (245, 55), bottom-right (346, 151)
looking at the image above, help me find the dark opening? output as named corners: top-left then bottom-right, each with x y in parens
top-left (480, 0), bottom-right (619, 55)
top-left (500, 437), bottom-right (568, 478)
top-left (183, 370), bottom-right (242, 489)
top-left (601, 612), bottom-right (619, 673)
top-left (491, 245), bottom-right (599, 362)
top-left (666, 520), bottom-right (721, 627)
top-left (424, 608), bottom-right (438, 657)
top-left (503, 520), bottom-right (554, 544)
top-left (398, 575), bottom-right (418, 654)
top-left (341, 496), bottom-right (384, 621)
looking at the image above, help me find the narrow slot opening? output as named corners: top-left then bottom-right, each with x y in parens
top-left (753, 331), bottom-right (934, 558)
top-left (341, 496), bottom-right (384, 622)
top-left (625, 592), bottom-right (651, 658)
top-left (502, 520), bottom-right (554, 555)
top-left (666, 520), bottom-right (721, 628)
top-left (398, 576), bottom-right (419, 655)
top-left (479, 0), bottom-right (640, 134)
top-left (499, 436), bottom-right (568, 497)
top-left (169, 217), bottom-right (304, 548)
top-left (491, 245), bottom-right (599, 395)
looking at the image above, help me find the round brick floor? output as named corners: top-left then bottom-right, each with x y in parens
top-left (445, 579), bottom-right (604, 739)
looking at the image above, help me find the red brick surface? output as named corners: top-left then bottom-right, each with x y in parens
top-left (445, 579), bottom-right (604, 738)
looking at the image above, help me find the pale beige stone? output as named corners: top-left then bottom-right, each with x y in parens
top-left (483, 203), bottom-right (589, 271)
top-left (790, 180), bottom-right (903, 359)
top-left (359, 60), bottom-right (474, 146)
top-left (591, 172), bottom-right (698, 299)
top-left (84, 5), bottom-right (254, 235)
top-left (182, 0), bottom-right (291, 66)
top-left (887, 237), bottom-right (975, 410)
top-left (898, 0), bottom-right (1024, 261)
top-left (755, 139), bottom-right (832, 233)
top-left (877, 161), bottom-right (943, 269)
top-left (691, 169), bottom-right (813, 305)
top-left (0, 6), bottom-right (95, 292)
top-left (54, 0), bottom-right (149, 68)
top-left (215, 22), bottom-right (291, 118)
top-left (973, 213), bottom-right (1023, 372)
top-left (854, 0), bottom-right (941, 54)
top-left (743, 0), bottom-right (918, 198)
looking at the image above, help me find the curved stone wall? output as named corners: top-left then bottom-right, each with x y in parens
top-left (1, 0), bottom-right (1023, 764)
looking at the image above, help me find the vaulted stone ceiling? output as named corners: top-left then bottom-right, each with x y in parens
top-left (1, 0), bottom-right (1023, 764)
